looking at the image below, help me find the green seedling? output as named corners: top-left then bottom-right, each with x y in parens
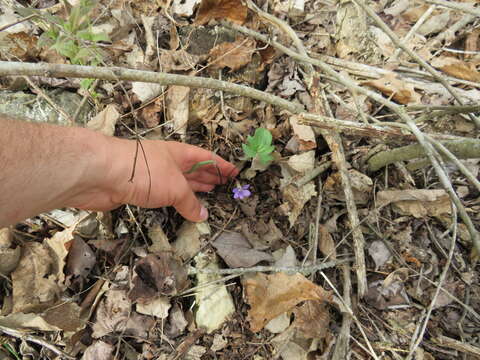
top-left (242, 128), bottom-right (275, 165)
top-left (21, 0), bottom-right (109, 91)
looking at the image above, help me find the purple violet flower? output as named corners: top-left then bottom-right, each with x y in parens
top-left (233, 184), bottom-right (252, 200)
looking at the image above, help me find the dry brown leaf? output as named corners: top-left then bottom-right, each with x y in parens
top-left (376, 189), bottom-right (451, 218)
top-left (431, 56), bottom-right (480, 82)
top-left (87, 104), bottom-right (120, 136)
top-left (194, 0), bottom-right (247, 25)
top-left (0, 312), bottom-right (62, 332)
top-left (160, 49), bottom-right (200, 73)
top-left (166, 303), bottom-right (188, 338)
top-left (92, 289), bottom-right (154, 338)
top-left (65, 237), bottom-right (96, 279)
top-left (0, 227), bottom-right (21, 276)
top-left (209, 39), bottom-right (256, 72)
top-left (364, 73), bottom-right (422, 104)
top-left (166, 85), bottom-right (190, 139)
top-left (323, 170), bottom-right (373, 205)
top-left (1, 32), bottom-right (38, 61)
top-left (402, 4), bottom-right (430, 23)
top-left (11, 242), bottom-right (63, 313)
top-left (212, 232), bottom-right (274, 268)
top-left (280, 182), bottom-right (317, 227)
top-left (417, 12), bottom-right (450, 36)
top-left (139, 98), bottom-right (162, 128)
top-left (293, 300), bottom-right (330, 339)
top-left (130, 253), bottom-right (189, 302)
top-left (318, 225), bottom-right (336, 260)
top-left (243, 272), bottom-right (332, 332)
top-left (42, 302), bottom-right (83, 332)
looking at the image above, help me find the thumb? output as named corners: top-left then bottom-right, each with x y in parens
top-left (172, 176), bottom-right (209, 222)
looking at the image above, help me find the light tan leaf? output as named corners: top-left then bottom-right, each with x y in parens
top-left (287, 151), bottom-right (315, 174)
top-left (166, 85), bottom-right (190, 139)
top-left (194, 0), bottom-right (247, 25)
top-left (172, 0), bottom-right (201, 17)
top-left (418, 12), bottom-right (450, 36)
top-left (0, 313), bottom-right (61, 332)
top-left (289, 115), bottom-right (316, 152)
top-left (173, 221), bottom-right (210, 261)
top-left (369, 27), bottom-right (396, 58)
top-left (87, 104), bottom-right (120, 136)
top-left (132, 82), bottom-right (163, 103)
top-left (376, 189), bottom-right (451, 218)
top-left (243, 272), bottom-right (332, 332)
top-left (431, 56), bottom-right (480, 82)
top-left (364, 73), bottom-right (422, 104)
top-left (81, 341), bottom-right (114, 360)
top-left (209, 39), bottom-right (256, 72)
top-left (195, 252), bottom-right (235, 333)
top-left (402, 4), bottom-right (430, 23)
top-left (136, 296), bottom-right (171, 319)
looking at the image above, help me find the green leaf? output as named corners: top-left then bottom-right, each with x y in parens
top-left (80, 78), bottom-right (94, 90)
top-left (258, 152), bottom-right (273, 165)
top-left (242, 143), bottom-right (257, 159)
top-left (254, 128), bottom-right (272, 147)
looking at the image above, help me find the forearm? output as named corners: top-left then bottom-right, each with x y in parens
top-left (0, 115), bottom-right (107, 227)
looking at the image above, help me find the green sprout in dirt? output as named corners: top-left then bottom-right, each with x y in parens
top-left (28, 0), bottom-right (109, 91)
top-left (242, 128), bottom-right (275, 165)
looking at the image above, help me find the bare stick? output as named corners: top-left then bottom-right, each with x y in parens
top-left (0, 61), bottom-right (303, 114)
top-left (187, 258), bottom-right (351, 276)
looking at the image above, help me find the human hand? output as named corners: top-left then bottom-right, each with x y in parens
top-left (68, 137), bottom-right (238, 222)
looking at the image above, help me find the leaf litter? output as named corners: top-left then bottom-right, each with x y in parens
top-left (2, 0), bottom-right (480, 358)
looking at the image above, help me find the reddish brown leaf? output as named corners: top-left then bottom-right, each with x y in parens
top-left (194, 0), bottom-right (247, 25)
top-left (209, 39), bottom-right (256, 71)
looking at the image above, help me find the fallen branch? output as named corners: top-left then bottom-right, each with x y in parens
top-left (368, 138), bottom-right (480, 172)
top-left (0, 61), bottom-right (303, 114)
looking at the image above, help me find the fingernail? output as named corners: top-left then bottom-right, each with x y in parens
top-left (200, 206), bottom-right (208, 221)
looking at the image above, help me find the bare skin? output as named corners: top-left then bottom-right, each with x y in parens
top-left (0, 115), bottom-right (238, 227)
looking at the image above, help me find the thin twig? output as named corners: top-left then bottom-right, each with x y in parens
top-left (406, 210), bottom-right (458, 359)
top-left (187, 258), bottom-right (351, 276)
top-left (0, 325), bottom-right (75, 360)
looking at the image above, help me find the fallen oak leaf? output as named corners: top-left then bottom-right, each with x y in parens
top-left (243, 272), bottom-right (332, 332)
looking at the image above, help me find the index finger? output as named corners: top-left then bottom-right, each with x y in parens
top-left (168, 142), bottom-right (239, 178)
